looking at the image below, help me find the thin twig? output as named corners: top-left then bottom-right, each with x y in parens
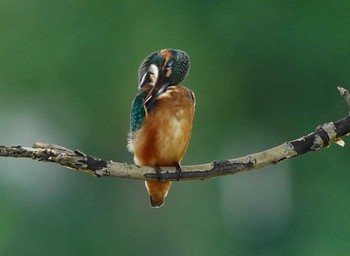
top-left (338, 86), bottom-right (350, 107)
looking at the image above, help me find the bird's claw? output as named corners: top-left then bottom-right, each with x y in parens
top-left (153, 165), bottom-right (161, 181)
top-left (175, 162), bottom-right (183, 181)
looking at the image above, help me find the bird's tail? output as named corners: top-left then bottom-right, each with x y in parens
top-left (145, 180), bottom-right (172, 208)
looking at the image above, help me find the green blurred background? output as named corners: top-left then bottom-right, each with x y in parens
top-left (1, 1), bottom-right (350, 255)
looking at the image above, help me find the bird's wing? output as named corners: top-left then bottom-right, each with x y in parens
top-left (130, 91), bottom-right (147, 133)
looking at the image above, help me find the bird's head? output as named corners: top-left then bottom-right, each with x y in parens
top-left (138, 49), bottom-right (191, 108)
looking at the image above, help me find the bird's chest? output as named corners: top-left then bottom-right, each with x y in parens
top-left (132, 88), bottom-right (194, 165)
top-left (153, 105), bottom-right (188, 144)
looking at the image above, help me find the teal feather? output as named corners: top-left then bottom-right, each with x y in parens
top-left (130, 90), bottom-right (147, 132)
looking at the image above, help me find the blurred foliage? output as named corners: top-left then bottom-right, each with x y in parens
top-left (1, 1), bottom-right (350, 255)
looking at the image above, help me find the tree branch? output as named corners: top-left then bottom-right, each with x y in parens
top-left (1, 87), bottom-right (350, 181)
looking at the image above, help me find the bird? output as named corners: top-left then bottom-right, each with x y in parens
top-left (127, 49), bottom-right (196, 208)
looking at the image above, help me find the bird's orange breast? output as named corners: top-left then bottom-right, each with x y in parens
top-left (131, 85), bottom-right (195, 167)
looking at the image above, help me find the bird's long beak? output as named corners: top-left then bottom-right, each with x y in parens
top-left (144, 69), bottom-right (170, 109)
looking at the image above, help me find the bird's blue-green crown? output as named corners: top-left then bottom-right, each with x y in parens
top-left (138, 49), bottom-right (191, 89)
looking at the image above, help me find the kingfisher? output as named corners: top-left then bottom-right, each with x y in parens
top-left (127, 49), bottom-right (196, 208)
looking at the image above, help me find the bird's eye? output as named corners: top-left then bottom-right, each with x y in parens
top-left (166, 59), bottom-right (175, 68)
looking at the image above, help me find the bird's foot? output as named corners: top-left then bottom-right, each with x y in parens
top-left (175, 162), bottom-right (183, 181)
top-left (153, 164), bottom-right (162, 181)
